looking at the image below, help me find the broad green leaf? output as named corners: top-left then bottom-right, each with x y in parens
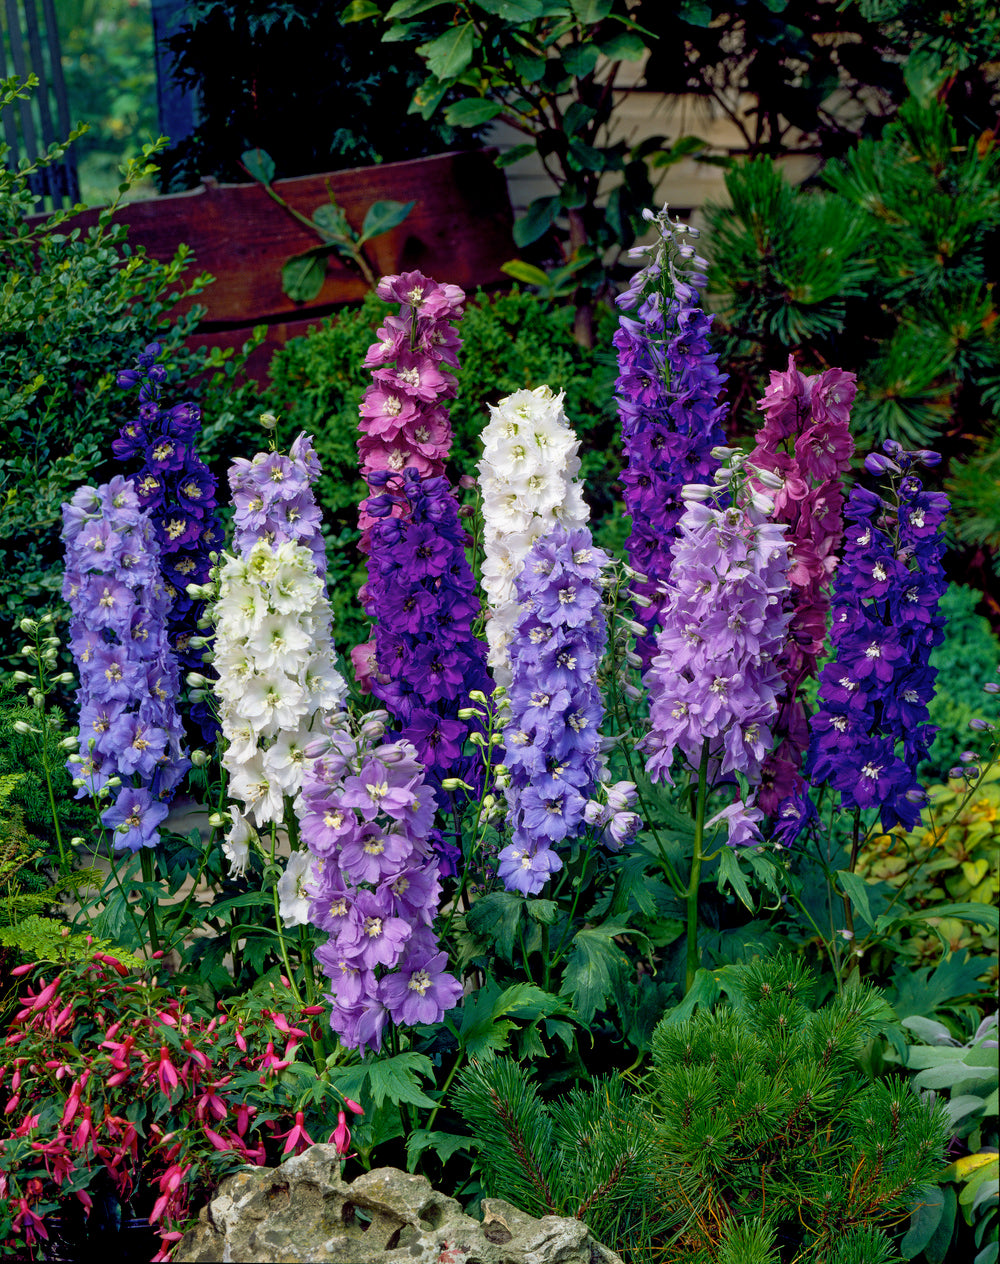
top-left (409, 75), bottom-right (450, 119)
top-left (525, 898), bottom-right (558, 924)
top-left (496, 142), bottom-right (536, 167)
top-left (510, 48), bottom-right (548, 83)
top-left (386, 0), bottom-right (452, 17)
top-left (899, 901), bottom-right (998, 933)
top-left (465, 890), bottom-right (524, 960)
top-left (544, 1017), bottom-right (576, 1051)
top-left (240, 147), bottom-right (275, 184)
top-left (341, 0), bottom-right (381, 19)
top-left (282, 249), bottom-right (332, 303)
top-left (475, 0), bottom-right (544, 18)
top-left (311, 201), bottom-right (351, 242)
top-left (657, 968), bottom-right (720, 1027)
top-left (405, 1129), bottom-right (472, 1171)
top-left (718, 847), bottom-right (754, 912)
top-left (501, 259), bottom-right (550, 287)
top-left (901, 1186), bottom-right (946, 1260)
top-left (419, 23), bottom-right (476, 81)
top-left (444, 98), bottom-right (503, 127)
top-left (761, 0), bottom-right (788, 9)
top-left (365, 1052), bottom-right (439, 1110)
top-left (889, 953), bottom-right (990, 1021)
top-left (563, 101), bottom-right (596, 135)
top-left (959, 1156), bottom-right (999, 1206)
top-left (561, 44), bottom-right (599, 77)
top-left (598, 30), bottom-right (646, 60)
top-left (512, 195), bottom-right (559, 247)
top-left (914, 1062), bottom-right (997, 1090)
top-left (359, 198), bottom-right (416, 243)
top-left (559, 917), bottom-right (631, 1024)
top-left (569, 0), bottom-right (611, 21)
top-left (837, 869), bottom-right (874, 926)
top-left (679, 0), bottom-right (712, 25)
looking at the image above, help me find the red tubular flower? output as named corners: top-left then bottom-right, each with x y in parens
top-left (156, 1046), bottom-right (180, 1096)
top-left (330, 1110), bottom-right (353, 1156)
top-left (275, 1110), bottom-right (314, 1156)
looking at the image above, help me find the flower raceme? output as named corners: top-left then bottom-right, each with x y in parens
top-left (615, 207), bottom-right (728, 661)
top-left (477, 385), bottom-right (590, 690)
top-left (798, 443), bottom-right (949, 835)
top-left (62, 478), bottom-right (189, 850)
top-left (747, 357), bottom-right (857, 813)
top-left (297, 711), bottom-right (462, 1054)
top-left (641, 455), bottom-right (792, 846)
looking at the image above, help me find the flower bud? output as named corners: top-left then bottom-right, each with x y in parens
top-left (260, 411), bottom-right (279, 431)
top-left (189, 749), bottom-right (209, 768)
top-left (458, 474), bottom-right (477, 490)
top-left (19, 617), bottom-right (38, 634)
top-left (70, 837), bottom-right (88, 849)
top-left (968, 717), bottom-right (994, 731)
top-left (12, 720), bottom-right (38, 735)
top-left (681, 483), bottom-right (715, 502)
top-left (440, 777), bottom-right (475, 792)
top-left (208, 812), bottom-right (226, 827)
top-left (58, 735), bottom-right (79, 750)
top-left (189, 689), bottom-right (207, 702)
top-left (457, 707), bottom-right (483, 720)
top-left (630, 592), bottom-right (652, 608)
top-left (982, 681), bottom-right (999, 694)
top-left (468, 690), bottom-right (489, 706)
top-left (106, 777), bottom-right (122, 789)
top-left (53, 671), bottom-right (76, 685)
top-left (11, 670), bottom-right (31, 683)
top-left (186, 672), bottom-right (209, 688)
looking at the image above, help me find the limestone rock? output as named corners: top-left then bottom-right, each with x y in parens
top-left (174, 1146), bottom-right (624, 1264)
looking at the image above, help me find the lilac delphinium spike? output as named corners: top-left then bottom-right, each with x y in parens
top-left (797, 442), bottom-right (949, 837)
top-left (747, 357), bottom-right (857, 814)
top-left (62, 478), bottom-right (189, 849)
top-left (114, 343), bottom-right (225, 743)
top-left (363, 468), bottom-right (492, 804)
top-left (497, 522), bottom-right (621, 894)
top-left (640, 452), bottom-right (791, 846)
top-left (298, 711), bottom-right (462, 1054)
top-left (228, 431), bottom-right (327, 576)
top-left (615, 206), bottom-right (729, 662)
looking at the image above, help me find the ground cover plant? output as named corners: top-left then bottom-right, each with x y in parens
top-left (1, 196), bottom-right (998, 1264)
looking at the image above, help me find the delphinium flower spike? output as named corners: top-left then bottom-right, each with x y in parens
top-left (114, 343), bottom-right (225, 743)
top-left (640, 450), bottom-right (792, 848)
top-left (615, 206), bottom-right (729, 662)
top-left (497, 522), bottom-right (626, 894)
top-left (477, 385), bottom-right (590, 690)
top-left (794, 442), bottom-right (949, 839)
top-left (62, 478), bottom-right (189, 849)
top-left (746, 357), bottom-right (857, 814)
top-left (298, 710), bottom-right (462, 1053)
top-left (228, 431), bottom-right (328, 576)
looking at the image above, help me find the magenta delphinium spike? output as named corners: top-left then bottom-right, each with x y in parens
top-left (615, 206), bottom-right (729, 662)
top-left (496, 522), bottom-right (626, 895)
top-left (790, 442), bottom-right (949, 840)
top-left (356, 272), bottom-right (464, 544)
top-left (114, 344), bottom-right (225, 743)
top-left (298, 711), bottom-right (462, 1054)
top-left (62, 478), bottom-right (189, 849)
top-left (747, 356), bottom-right (856, 813)
top-left (640, 453), bottom-right (791, 846)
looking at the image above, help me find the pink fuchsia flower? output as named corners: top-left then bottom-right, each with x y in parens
top-left (330, 1110), bottom-right (354, 1157)
top-left (275, 1110), bottom-right (315, 1156)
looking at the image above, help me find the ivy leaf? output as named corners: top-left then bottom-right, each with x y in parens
top-left (512, 195), bottom-right (560, 247)
top-left (359, 198), bottom-right (416, 243)
top-left (419, 23), bottom-right (476, 81)
top-left (444, 98), bottom-right (503, 127)
top-left (240, 147), bottom-right (275, 185)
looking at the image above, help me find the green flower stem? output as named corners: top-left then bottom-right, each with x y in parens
top-left (684, 739), bottom-right (711, 994)
top-left (139, 847), bottom-right (161, 956)
top-left (423, 1048), bottom-right (466, 1135)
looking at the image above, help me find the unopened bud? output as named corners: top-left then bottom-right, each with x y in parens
top-left (190, 749), bottom-right (209, 768)
top-left (260, 411), bottom-right (279, 431)
top-left (983, 681), bottom-right (1000, 694)
top-left (711, 445), bottom-right (740, 461)
top-left (70, 837), bottom-right (88, 848)
top-left (106, 777), bottom-right (122, 789)
top-left (440, 777), bottom-right (475, 792)
top-left (58, 735), bottom-right (79, 750)
top-left (458, 474), bottom-right (477, 490)
top-left (189, 689), bottom-right (207, 702)
top-left (208, 812), bottom-right (225, 827)
top-left (630, 592), bottom-right (652, 608)
top-left (11, 670), bottom-right (31, 683)
top-left (468, 690), bottom-right (489, 706)
top-left (750, 492), bottom-right (775, 515)
top-left (53, 671), bottom-right (75, 685)
top-left (969, 717), bottom-right (994, 731)
top-left (457, 707), bottom-right (483, 720)
top-left (186, 672), bottom-right (209, 688)
top-left (751, 467), bottom-right (783, 490)
top-left (12, 720), bottom-right (38, 735)
top-left (18, 617), bottom-right (38, 634)
top-left (468, 731), bottom-right (487, 747)
top-left (681, 483), bottom-right (714, 501)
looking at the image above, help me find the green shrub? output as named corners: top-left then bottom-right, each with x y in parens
top-left (0, 76), bottom-right (262, 671)
top-left (264, 288), bottom-right (620, 651)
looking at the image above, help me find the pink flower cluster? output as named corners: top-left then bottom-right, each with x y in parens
top-left (357, 271), bottom-right (465, 540)
top-left (747, 357), bottom-right (856, 812)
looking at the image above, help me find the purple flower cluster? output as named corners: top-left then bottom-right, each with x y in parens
top-left (640, 467), bottom-right (791, 847)
top-left (362, 469), bottom-right (492, 803)
top-left (228, 432), bottom-right (327, 575)
top-left (62, 478), bottom-right (189, 849)
top-left (799, 443), bottom-right (949, 834)
top-left (298, 712), bottom-right (462, 1053)
top-left (114, 343), bottom-right (223, 742)
top-left (357, 271), bottom-right (464, 542)
top-left (747, 357), bottom-right (857, 812)
top-left (615, 208), bottom-right (728, 660)
top-left (497, 523), bottom-right (613, 894)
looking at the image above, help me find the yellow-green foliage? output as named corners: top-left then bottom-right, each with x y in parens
top-left (856, 767), bottom-right (1000, 968)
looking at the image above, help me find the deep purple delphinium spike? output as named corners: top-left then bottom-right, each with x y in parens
top-left (363, 468), bottom-right (492, 806)
top-left (62, 478), bottom-right (189, 849)
top-left (115, 344), bottom-right (224, 743)
top-left (497, 522), bottom-right (616, 894)
top-left (298, 711), bottom-right (462, 1054)
top-left (747, 357), bottom-right (857, 813)
top-left (640, 455), bottom-right (791, 847)
top-left (799, 443), bottom-right (949, 835)
top-left (615, 207), bottom-right (729, 662)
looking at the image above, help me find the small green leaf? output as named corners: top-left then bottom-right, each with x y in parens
top-left (510, 49), bottom-right (547, 83)
top-left (359, 198), bottom-right (416, 243)
top-left (406, 1129), bottom-right (472, 1171)
top-left (559, 917), bottom-right (632, 1024)
top-left (418, 22), bottom-right (476, 81)
top-left (500, 259), bottom-right (550, 287)
top-left (569, 0), bottom-right (612, 21)
top-left (340, 0), bottom-right (381, 20)
top-left (598, 30), bottom-right (646, 60)
top-left (838, 869), bottom-right (874, 927)
top-left (512, 195), bottom-right (559, 247)
top-left (718, 847), bottom-right (754, 912)
top-left (385, 0), bottom-right (452, 17)
top-left (496, 142), bottom-right (536, 167)
top-left (409, 75), bottom-right (450, 119)
top-left (567, 139), bottom-right (605, 171)
top-left (365, 1051), bottom-right (439, 1110)
top-left (900, 902), bottom-right (999, 934)
top-left (240, 147), bottom-right (275, 185)
top-left (443, 98), bottom-right (503, 127)
top-left (657, 968), bottom-right (720, 1027)
top-left (563, 101), bottom-right (596, 136)
top-left (282, 249), bottom-right (332, 303)
top-left (465, 890), bottom-right (524, 960)
top-left (311, 201), bottom-right (352, 243)
top-left (475, 0), bottom-right (544, 17)
top-left (679, 0), bottom-right (712, 25)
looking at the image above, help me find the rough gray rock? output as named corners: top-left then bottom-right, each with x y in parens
top-left (174, 1146), bottom-right (624, 1264)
